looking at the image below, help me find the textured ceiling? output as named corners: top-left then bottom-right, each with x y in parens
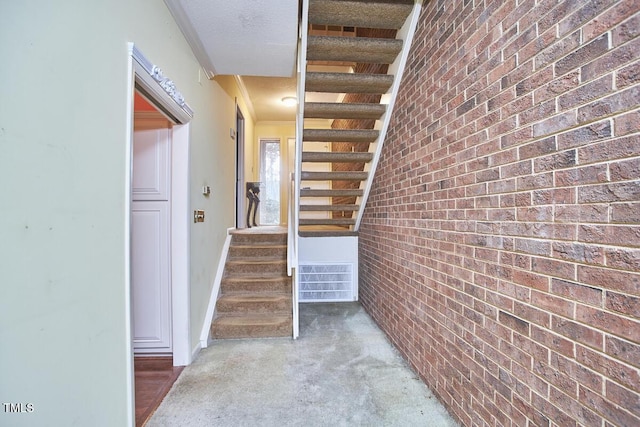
top-left (164, 0), bottom-right (299, 77)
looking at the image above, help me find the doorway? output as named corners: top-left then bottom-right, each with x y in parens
top-left (131, 103), bottom-right (173, 354)
top-left (236, 106), bottom-right (246, 229)
top-left (259, 138), bottom-right (281, 225)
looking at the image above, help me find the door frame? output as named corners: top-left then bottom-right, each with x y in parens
top-left (235, 105), bottom-right (246, 229)
top-left (125, 42), bottom-right (193, 425)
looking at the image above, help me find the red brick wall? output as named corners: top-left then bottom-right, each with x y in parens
top-left (359, 1), bottom-right (640, 426)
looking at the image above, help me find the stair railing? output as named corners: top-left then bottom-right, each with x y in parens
top-left (354, 0), bottom-right (423, 230)
top-left (289, 0), bottom-right (310, 340)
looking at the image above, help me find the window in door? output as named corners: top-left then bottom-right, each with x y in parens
top-left (259, 138), bottom-right (281, 225)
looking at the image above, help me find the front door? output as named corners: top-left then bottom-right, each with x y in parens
top-left (131, 114), bottom-right (172, 353)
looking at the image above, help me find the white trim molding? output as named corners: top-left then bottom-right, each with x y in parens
top-left (131, 44), bottom-right (194, 123)
top-left (199, 229), bottom-right (234, 348)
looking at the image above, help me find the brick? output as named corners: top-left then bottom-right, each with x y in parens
top-left (606, 292), bottom-right (640, 318)
top-left (577, 344), bottom-right (640, 392)
top-left (532, 257), bottom-right (576, 281)
top-left (551, 278), bottom-right (603, 307)
top-left (557, 0), bottom-right (619, 38)
top-left (610, 158), bottom-right (640, 182)
top-left (556, 120), bottom-right (611, 150)
top-left (577, 85), bottom-right (640, 124)
top-left (616, 61), bottom-right (640, 88)
top-left (580, 384), bottom-right (640, 427)
top-left (578, 264), bottom-right (640, 296)
top-left (552, 242), bottom-right (605, 265)
top-left (533, 111), bottom-right (577, 138)
top-left (612, 11), bottom-right (640, 45)
top-left (552, 315), bottom-right (604, 350)
top-left (576, 304), bottom-right (640, 342)
top-left (605, 247), bottom-right (640, 271)
top-left (534, 149), bottom-right (577, 173)
top-left (555, 164), bottom-right (608, 187)
top-left (535, 30), bottom-right (581, 70)
top-left (519, 136), bottom-right (556, 160)
top-left (555, 204), bottom-right (609, 223)
top-left (605, 335), bottom-right (640, 369)
top-left (583, 0), bottom-right (640, 42)
top-left (578, 225), bottom-right (640, 247)
top-left (358, 1), bottom-right (640, 425)
top-left (531, 289), bottom-right (576, 318)
top-left (605, 380), bottom-right (640, 419)
top-left (582, 35), bottom-right (640, 82)
top-left (578, 182), bottom-right (640, 203)
top-left (577, 135), bottom-right (640, 165)
top-left (555, 34), bottom-right (610, 76)
top-left (614, 110), bottom-right (640, 136)
top-left (611, 202), bottom-right (640, 223)
top-left (558, 75), bottom-right (614, 111)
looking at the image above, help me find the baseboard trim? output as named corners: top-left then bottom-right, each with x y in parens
top-left (199, 229), bottom-right (233, 348)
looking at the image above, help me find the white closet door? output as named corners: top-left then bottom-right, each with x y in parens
top-left (131, 116), bottom-right (172, 353)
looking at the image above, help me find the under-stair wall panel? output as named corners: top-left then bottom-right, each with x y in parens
top-left (298, 236), bottom-right (358, 302)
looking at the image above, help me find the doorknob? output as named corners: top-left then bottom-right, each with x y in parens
top-left (194, 210), bottom-right (205, 223)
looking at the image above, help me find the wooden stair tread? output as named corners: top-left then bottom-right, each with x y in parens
top-left (300, 204), bottom-right (359, 211)
top-left (299, 218), bottom-right (356, 226)
top-left (302, 151), bottom-right (374, 162)
top-left (304, 102), bottom-right (386, 119)
top-left (306, 72), bottom-right (394, 94)
top-left (300, 171), bottom-right (368, 180)
top-left (307, 36), bottom-right (403, 63)
top-left (300, 188), bottom-right (364, 197)
top-left (299, 230), bottom-right (359, 237)
top-left (303, 129), bottom-right (379, 142)
top-left (309, 0), bottom-right (414, 29)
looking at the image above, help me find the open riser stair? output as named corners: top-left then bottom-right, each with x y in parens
top-left (297, 0), bottom-right (421, 238)
top-left (211, 230), bottom-right (293, 339)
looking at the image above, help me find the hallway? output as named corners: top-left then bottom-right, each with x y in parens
top-left (147, 303), bottom-right (458, 426)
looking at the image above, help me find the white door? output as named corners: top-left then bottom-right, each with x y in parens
top-left (131, 116), bottom-right (172, 353)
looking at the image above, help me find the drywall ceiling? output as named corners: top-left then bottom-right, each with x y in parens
top-left (164, 0), bottom-right (299, 77)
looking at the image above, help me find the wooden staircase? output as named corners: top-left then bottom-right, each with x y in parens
top-left (298, 0), bottom-right (420, 237)
top-left (210, 229), bottom-right (292, 339)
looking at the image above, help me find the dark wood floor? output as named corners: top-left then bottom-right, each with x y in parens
top-left (135, 356), bottom-right (184, 427)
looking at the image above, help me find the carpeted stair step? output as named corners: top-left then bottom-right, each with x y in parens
top-left (307, 36), bottom-right (403, 64)
top-left (211, 314), bottom-right (292, 339)
top-left (228, 244), bottom-right (287, 259)
top-left (224, 258), bottom-right (288, 275)
top-left (221, 275), bottom-right (292, 294)
top-left (302, 151), bottom-right (374, 163)
top-left (216, 294), bottom-right (292, 314)
top-left (303, 129), bottom-right (379, 143)
top-left (300, 188), bottom-right (364, 197)
top-left (304, 102), bottom-right (386, 119)
top-left (300, 204), bottom-right (359, 212)
top-left (229, 231), bottom-right (287, 246)
top-left (306, 72), bottom-right (394, 94)
top-left (309, 0), bottom-right (414, 30)
top-left (301, 171), bottom-right (368, 181)
top-left (299, 218), bottom-right (356, 226)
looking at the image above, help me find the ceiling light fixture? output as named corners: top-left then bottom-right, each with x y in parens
top-left (281, 96), bottom-right (297, 107)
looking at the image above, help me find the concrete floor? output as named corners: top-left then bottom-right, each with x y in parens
top-left (147, 302), bottom-right (459, 427)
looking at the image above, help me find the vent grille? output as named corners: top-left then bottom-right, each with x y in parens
top-left (299, 263), bottom-right (354, 302)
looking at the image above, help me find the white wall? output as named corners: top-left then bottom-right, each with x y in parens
top-left (0, 1), bottom-right (236, 426)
